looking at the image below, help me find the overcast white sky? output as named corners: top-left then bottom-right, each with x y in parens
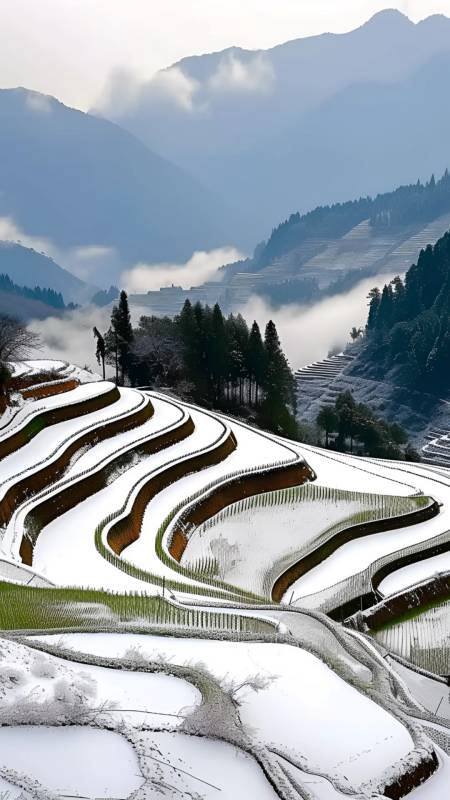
top-left (0, 1), bottom-right (449, 111)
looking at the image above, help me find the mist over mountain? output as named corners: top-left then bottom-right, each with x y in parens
top-left (0, 242), bottom-right (95, 304)
top-left (96, 10), bottom-right (450, 245)
top-left (0, 88), bottom-right (235, 282)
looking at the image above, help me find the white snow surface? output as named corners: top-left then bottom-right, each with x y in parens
top-left (0, 726), bottom-right (142, 798)
top-left (38, 633), bottom-right (414, 789)
top-left (0, 380), bottom-right (114, 444)
top-left (139, 730), bottom-right (281, 799)
top-left (379, 552), bottom-right (450, 596)
top-left (0, 386), bottom-right (144, 500)
top-left (29, 395), bottom-right (188, 589)
top-left (126, 403), bottom-right (298, 583)
top-left (182, 494), bottom-right (365, 596)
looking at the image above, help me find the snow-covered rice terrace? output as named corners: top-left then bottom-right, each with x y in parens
top-left (0, 360), bottom-right (449, 798)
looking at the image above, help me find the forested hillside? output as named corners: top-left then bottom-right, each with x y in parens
top-left (360, 228), bottom-right (450, 393)
top-left (257, 171), bottom-right (450, 268)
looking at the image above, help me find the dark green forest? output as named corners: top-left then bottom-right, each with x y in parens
top-left (0, 274), bottom-right (67, 309)
top-left (363, 228), bottom-right (450, 393)
top-left (98, 295), bottom-right (297, 438)
top-left (316, 391), bottom-right (419, 460)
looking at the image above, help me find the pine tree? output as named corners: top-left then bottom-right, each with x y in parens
top-left (260, 320), bottom-right (296, 435)
top-left (247, 321), bottom-right (264, 406)
top-left (366, 287), bottom-right (381, 331)
top-left (177, 299), bottom-right (198, 387)
top-left (210, 303), bottom-right (227, 403)
top-left (106, 290), bottom-right (134, 384)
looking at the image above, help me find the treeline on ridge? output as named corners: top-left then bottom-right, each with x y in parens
top-left (0, 274), bottom-right (68, 309)
top-left (258, 170), bottom-right (450, 267)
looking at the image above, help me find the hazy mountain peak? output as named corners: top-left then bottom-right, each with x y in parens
top-left (362, 8), bottom-right (412, 28)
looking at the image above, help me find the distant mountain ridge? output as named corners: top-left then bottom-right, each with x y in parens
top-left (97, 10), bottom-right (450, 244)
top-left (197, 170), bottom-right (450, 310)
top-left (0, 88), bottom-right (234, 282)
top-left (0, 242), bottom-right (95, 304)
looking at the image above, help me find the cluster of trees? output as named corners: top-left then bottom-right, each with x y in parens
top-left (0, 274), bottom-right (66, 309)
top-left (95, 294), bottom-right (297, 437)
top-left (0, 314), bottom-right (41, 405)
top-left (364, 229), bottom-right (450, 392)
top-left (257, 169), bottom-right (450, 268)
top-left (317, 391), bottom-right (419, 460)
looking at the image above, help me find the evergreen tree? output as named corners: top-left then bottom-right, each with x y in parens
top-left (366, 287), bottom-right (381, 331)
top-left (210, 303), bottom-right (227, 403)
top-left (247, 321), bottom-right (265, 407)
top-left (260, 320), bottom-right (296, 435)
top-left (106, 290), bottom-right (134, 384)
top-left (317, 406), bottom-right (338, 447)
top-left (177, 299), bottom-right (202, 394)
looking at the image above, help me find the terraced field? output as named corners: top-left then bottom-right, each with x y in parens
top-left (1, 360), bottom-right (450, 798)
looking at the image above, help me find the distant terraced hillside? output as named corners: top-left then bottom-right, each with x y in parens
top-left (223, 210), bottom-right (450, 308)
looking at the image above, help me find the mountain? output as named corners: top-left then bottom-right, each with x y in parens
top-left (0, 88), bottom-right (234, 282)
top-left (0, 242), bottom-right (95, 304)
top-left (128, 170), bottom-right (450, 316)
top-left (191, 170), bottom-right (450, 311)
top-left (97, 10), bottom-right (450, 244)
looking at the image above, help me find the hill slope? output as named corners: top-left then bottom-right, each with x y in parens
top-left (0, 88), bottom-right (233, 279)
top-left (0, 242), bottom-right (95, 304)
top-left (98, 10), bottom-right (450, 243)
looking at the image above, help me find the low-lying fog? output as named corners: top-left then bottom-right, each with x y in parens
top-left (29, 272), bottom-right (393, 375)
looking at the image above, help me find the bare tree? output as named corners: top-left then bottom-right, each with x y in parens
top-left (0, 315), bottom-right (41, 363)
top-left (132, 329), bottom-right (184, 387)
top-left (221, 672), bottom-right (277, 704)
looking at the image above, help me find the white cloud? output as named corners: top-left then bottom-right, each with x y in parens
top-left (28, 305), bottom-right (111, 374)
top-left (97, 52), bottom-right (274, 119)
top-left (96, 65), bottom-right (200, 117)
top-left (209, 53), bottom-right (275, 94)
top-left (121, 246), bottom-right (245, 292)
top-left (148, 66), bottom-right (200, 112)
top-left (94, 67), bottom-right (143, 118)
top-left (238, 272), bottom-right (395, 370)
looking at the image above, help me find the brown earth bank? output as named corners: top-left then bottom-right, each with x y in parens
top-left (383, 750), bottom-right (438, 799)
top-left (0, 395), bottom-right (153, 526)
top-left (355, 573), bottom-right (450, 635)
top-left (0, 385), bottom-right (120, 461)
top-left (271, 500), bottom-right (439, 604)
top-left (107, 427), bottom-right (237, 556)
top-left (19, 378), bottom-right (78, 400)
top-left (19, 413), bottom-right (195, 566)
top-left (169, 461), bottom-right (314, 562)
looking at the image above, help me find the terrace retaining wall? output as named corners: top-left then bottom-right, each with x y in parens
top-left (0, 385), bottom-right (120, 461)
top-left (20, 413), bottom-right (194, 565)
top-left (107, 427), bottom-right (237, 556)
top-left (271, 499), bottom-right (439, 604)
top-left (0, 396), bottom-right (154, 526)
